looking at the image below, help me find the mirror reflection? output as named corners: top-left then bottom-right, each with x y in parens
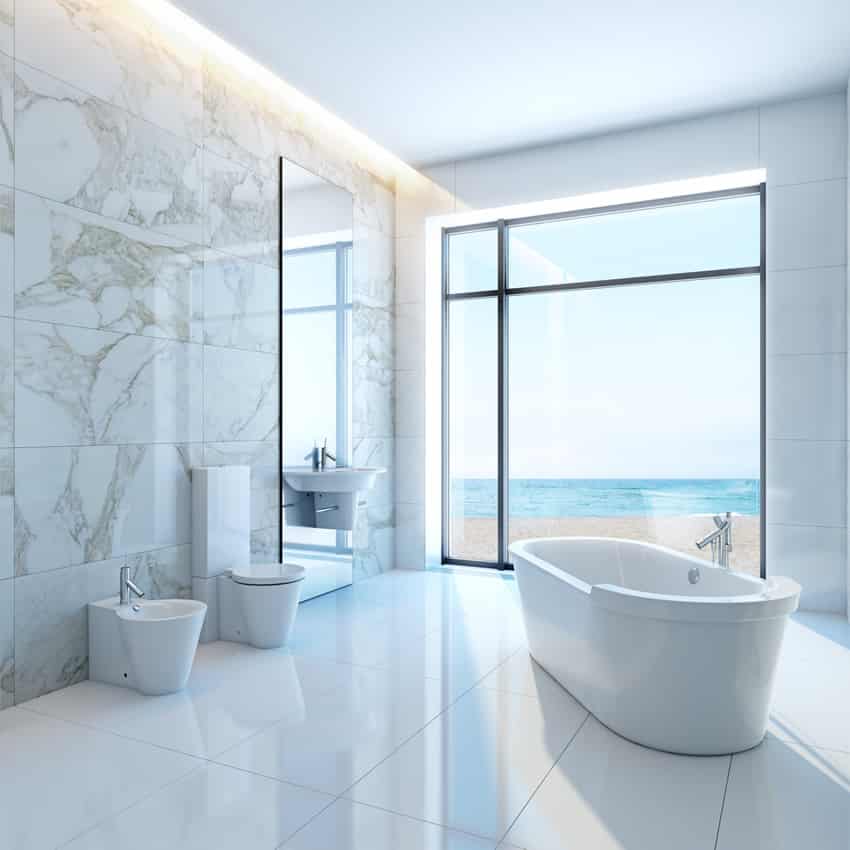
top-left (281, 159), bottom-right (356, 598)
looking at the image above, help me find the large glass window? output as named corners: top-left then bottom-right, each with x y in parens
top-left (443, 187), bottom-right (764, 576)
top-left (446, 297), bottom-right (499, 561)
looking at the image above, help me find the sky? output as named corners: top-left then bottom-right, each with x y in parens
top-left (449, 194), bottom-right (762, 480)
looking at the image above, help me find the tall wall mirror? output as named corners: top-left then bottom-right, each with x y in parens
top-left (280, 159), bottom-right (356, 599)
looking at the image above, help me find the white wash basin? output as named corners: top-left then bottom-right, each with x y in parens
top-left (284, 466), bottom-right (385, 493)
top-left (116, 600), bottom-right (207, 696)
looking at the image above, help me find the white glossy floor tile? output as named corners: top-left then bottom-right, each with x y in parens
top-left (479, 651), bottom-right (568, 704)
top-left (0, 708), bottom-right (199, 850)
top-left (369, 623), bottom-right (524, 702)
top-left (506, 716), bottom-right (730, 850)
top-left (769, 612), bottom-right (850, 753)
top-left (290, 581), bottom-right (524, 699)
top-left (23, 641), bottom-right (354, 758)
top-left (717, 738), bottom-right (850, 850)
top-left (63, 762), bottom-right (333, 850)
top-left (214, 664), bottom-right (447, 794)
top-left (283, 799), bottom-right (498, 850)
top-left (347, 683), bottom-right (588, 840)
top-left (4, 572), bottom-right (849, 850)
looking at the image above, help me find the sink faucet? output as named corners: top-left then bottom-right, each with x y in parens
top-left (119, 565), bottom-right (145, 606)
top-left (695, 512), bottom-right (733, 568)
top-left (321, 438), bottom-right (336, 471)
top-left (304, 443), bottom-right (320, 471)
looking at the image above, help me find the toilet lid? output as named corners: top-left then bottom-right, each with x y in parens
top-left (231, 563), bottom-right (306, 586)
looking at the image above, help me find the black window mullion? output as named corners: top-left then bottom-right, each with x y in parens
top-left (497, 220), bottom-right (510, 569)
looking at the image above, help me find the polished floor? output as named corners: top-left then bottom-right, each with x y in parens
top-left (1, 569), bottom-right (848, 850)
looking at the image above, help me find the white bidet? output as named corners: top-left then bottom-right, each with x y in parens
top-left (90, 598), bottom-right (207, 695)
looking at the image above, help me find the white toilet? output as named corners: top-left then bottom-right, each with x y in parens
top-left (223, 563), bottom-right (305, 649)
top-left (191, 465), bottom-right (305, 649)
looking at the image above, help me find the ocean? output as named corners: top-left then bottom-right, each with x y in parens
top-left (452, 479), bottom-right (760, 518)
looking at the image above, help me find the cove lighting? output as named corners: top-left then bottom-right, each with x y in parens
top-left (127, 0), bottom-right (421, 183)
top-left (433, 169), bottom-right (768, 230)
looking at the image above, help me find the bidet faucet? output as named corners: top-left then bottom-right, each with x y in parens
top-left (119, 565), bottom-right (145, 606)
top-left (695, 512), bottom-right (733, 568)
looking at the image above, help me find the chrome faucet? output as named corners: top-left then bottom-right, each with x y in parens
top-left (304, 443), bottom-right (320, 471)
top-left (695, 512), bottom-right (733, 568)
top-left (320, 438), bottom-right (336, 471)
top-left (119, 565), bottom-right (145, 606)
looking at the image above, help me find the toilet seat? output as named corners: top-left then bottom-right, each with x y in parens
top-left (231, 563), bottom-right (306, 587)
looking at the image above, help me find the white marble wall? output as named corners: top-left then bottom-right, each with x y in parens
top-left (395, 94), bottom-right (849, 615)
top-left (1, 0), bottom-right (396, 707)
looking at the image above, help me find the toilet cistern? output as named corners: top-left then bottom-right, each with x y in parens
top-left (119, 565), bottom-right (145, 606)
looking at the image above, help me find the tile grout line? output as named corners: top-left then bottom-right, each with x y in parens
top-left (712, 754), bottom-right (734, 850)
top-left (329, 643), bottom-right (526, 809)
top-left (496, 710), bottom-right (591, 847)
top-left (275, 647), bottom-right (528, 850)
top-left (16, 702), bottom-right (215, 762)
top-left (52, 761), bottom-right (210, 850)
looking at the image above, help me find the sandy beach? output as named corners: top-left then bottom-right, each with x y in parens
top-left (451, 514), bottom-right (761, 576)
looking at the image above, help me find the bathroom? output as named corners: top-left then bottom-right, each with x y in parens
top-left (0, 0), bottom-right (848, 848)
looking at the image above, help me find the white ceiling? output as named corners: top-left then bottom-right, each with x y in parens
top-left (174, 0), bottom-right (850, 166)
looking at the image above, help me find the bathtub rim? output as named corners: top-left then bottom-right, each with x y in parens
top-left (510, 536), bottom-right (800, 623)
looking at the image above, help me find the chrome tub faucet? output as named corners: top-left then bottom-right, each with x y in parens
top-left (695, 512), bottom-right (733, 568)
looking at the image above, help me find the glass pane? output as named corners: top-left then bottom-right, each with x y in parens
top-left (448, 228), bottom-right (498, 294)
top-left (448, 298), bottom-right (498, 561)
top-left (284, 311), bottom-right (336, 466)
top-left (508, 276), bottom-right (761, 575)
top-left (508, 194), bottom-right (760, 288)
top-left (285, 247), bottom-right (337, 309)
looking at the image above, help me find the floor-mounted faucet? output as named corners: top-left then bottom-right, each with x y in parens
top-left (695, 512), bottom-right (733, 568)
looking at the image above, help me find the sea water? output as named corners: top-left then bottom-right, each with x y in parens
top-left (452, 479), bottom-right (760, 518)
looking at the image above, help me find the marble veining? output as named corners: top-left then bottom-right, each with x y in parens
top-left (353, 503), bottom-right (395, 580)
top-left (14, 443), bottom-right (197, 575)
top-left (0, 448), bottom-right (11, 580)
top-left (15, 62), bottom-right (203, 243)
top-left (2, 0), bottom-right (399, 710)
top-left (0, 50), bottom-right (12, 190)
top-left (250, 526), bottom-right (280, 563)
top-left (203, 346), bottom-right (278, 442)
top-left (0, 0), bottom-right (12, 58)
top-left (203, 149), bottom-right (278, 268)
top-left (0, 578), bottom-right (12, 707)
top-left (203, 55), bottom-right (283, 173)
top-left (353, 227), bottom-right (394, 310)
top-left (15, 320), bottom-right (203, 446)
top-left (204, 441), bottom-right (280, 531)
top-left (203, 249), bottom-right (278, 352)
top-left (353, 304), bottom-right (394, 374)
top-left (128, 544), bottom-right (192, 600)
top-left (353, 437), bottom-right (394, 509)
top-left (0, 188), bottom-right (13, 319)
top-left (16, 0), bottom-right (203, 143)
top-left (15, 192), bottom-right (203, 341)
top-left (0, 317), bottom-right (10, 447)
top-left (13, 556), bottom-right (121, 702)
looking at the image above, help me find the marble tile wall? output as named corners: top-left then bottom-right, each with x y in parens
top-left (1, 0), bottom-right (397, 706)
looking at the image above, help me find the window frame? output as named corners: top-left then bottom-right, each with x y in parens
top-left (441, 184), bottom-right (767, 576)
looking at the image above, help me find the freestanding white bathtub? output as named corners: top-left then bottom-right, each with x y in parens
top-left (511, 537), bottom-right (800, 755)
